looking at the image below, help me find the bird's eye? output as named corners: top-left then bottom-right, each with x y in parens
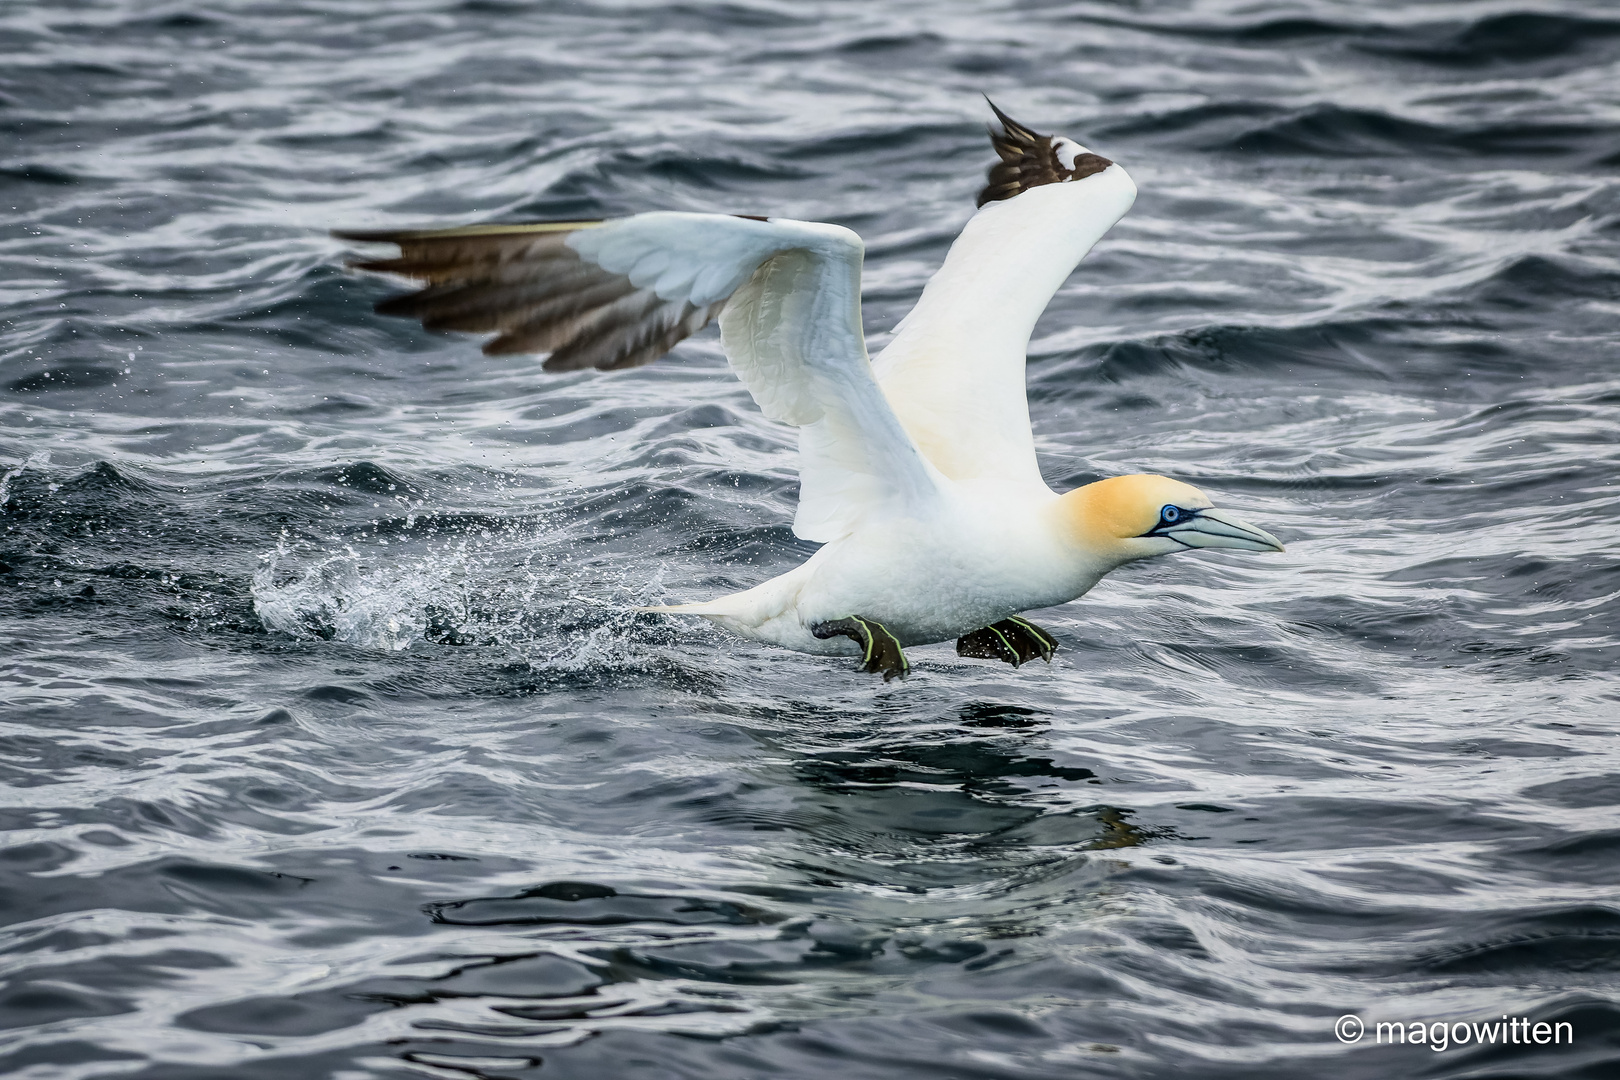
top-left (1160, 505), bottom-right (1180, 524)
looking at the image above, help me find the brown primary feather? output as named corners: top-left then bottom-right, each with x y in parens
top-left (496, 286), bottom-right (663, 362)
top-left (349, 248), bottom-right (572, 282)
top-left (977, 99), bottom-right (1113, 208)
top-left (390, 273), bottom-right (637, 336)
top-left (340, 228), bottom-right (581, 285)
top-left (549, 299), bottom-right (721, 372)
top-left (334, 221), bottom-right (728, 371)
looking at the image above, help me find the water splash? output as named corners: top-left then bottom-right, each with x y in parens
top-left (0, 449), bottom-right (50, 512)
top-left (252, 524), bottom-right (681, 669)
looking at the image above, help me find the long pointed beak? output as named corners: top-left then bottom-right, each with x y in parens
top-left (1163, 508), bottom-right (1284, 552)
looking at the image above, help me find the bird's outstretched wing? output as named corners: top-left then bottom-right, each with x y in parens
top-left (334, 213), bottom-right (942, 542)
top-left (871, 107), bottom-right (1137, 498)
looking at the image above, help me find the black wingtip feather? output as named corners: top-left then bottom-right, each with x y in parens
top-left (332, 228), bottom-right (405, 243)
top-left (976, 99), bottom-right (1113, 208)
top-left (334, 220), bottom-right (723, 369)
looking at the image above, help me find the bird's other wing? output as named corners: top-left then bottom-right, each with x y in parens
top-left (334, 212), bottom-right (943, 542)
top-left (871, 105), bottom-right (1137, 498)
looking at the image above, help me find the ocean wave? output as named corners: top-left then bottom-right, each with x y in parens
top-left (3, 0), bottom-right (1618, 1076)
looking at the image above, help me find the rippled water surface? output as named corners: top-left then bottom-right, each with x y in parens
top-left (3, 1), bottom-right (1619, 1077)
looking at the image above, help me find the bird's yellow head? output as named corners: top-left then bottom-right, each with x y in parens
top-left (1058, 474), bottom-right (1284, 564)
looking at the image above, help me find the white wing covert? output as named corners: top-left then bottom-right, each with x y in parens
top-left (336, 212), bottom-right (942, 542)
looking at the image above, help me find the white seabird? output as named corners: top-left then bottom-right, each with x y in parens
top-left (336, 103), bottom-right (1284, 680)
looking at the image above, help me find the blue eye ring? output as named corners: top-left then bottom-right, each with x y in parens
top-left (1160, 504), bottom-right (1181, 524)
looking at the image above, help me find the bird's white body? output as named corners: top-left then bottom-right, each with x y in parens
top-left (342, 109), bottom-right (1284, 675)
top-left (687, 490), bottom-right (1106, 655)
top-left (643, 163), bottom-right (1159, 652)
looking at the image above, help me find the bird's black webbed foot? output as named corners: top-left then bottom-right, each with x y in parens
top-left (956, 616), bottom-right (1058, 668)
top-left (812, 616), bottom-right (911, 682)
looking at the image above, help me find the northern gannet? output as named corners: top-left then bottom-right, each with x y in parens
top-left (335, 104), bottom-right (1283, 680)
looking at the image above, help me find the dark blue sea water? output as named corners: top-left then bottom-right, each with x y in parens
top-left (2, 2), bottom-right (1618, 1077)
